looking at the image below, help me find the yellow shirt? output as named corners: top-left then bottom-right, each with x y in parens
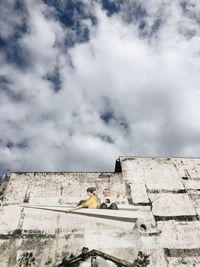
top-left (82, 195), bottom-right (99, 209)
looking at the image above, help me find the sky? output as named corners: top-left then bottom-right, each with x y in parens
top-left (0, 0), bottom-right (200, 177)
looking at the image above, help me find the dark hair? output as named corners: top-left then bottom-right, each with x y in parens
top-left (103, 188), bottom-right (110, 191)
top-left (86, 187), bottom-right (96, 194)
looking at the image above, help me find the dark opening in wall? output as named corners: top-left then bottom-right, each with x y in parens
top-left (115, 159), bottom-right (122, 173)
top-left (140, 224), bottom-right (147, 232)
top-left (182, 177), bottom-right (189, 180)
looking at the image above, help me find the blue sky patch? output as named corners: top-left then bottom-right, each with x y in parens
top-left (101, 0), bottom-right (123, 16)
top-left (100, 111), bottom-right (114, 124)
top-left (44, 0), bottom-right (97, 46)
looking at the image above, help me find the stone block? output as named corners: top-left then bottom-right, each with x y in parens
top-left (150, 193), bottom-right (197, 220)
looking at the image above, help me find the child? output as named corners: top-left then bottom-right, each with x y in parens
top-left (65, 187), bottom-right (99, 213)
top-left (99, 188), bottom-right (119, 210)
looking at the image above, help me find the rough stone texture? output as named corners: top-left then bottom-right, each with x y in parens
top-left (120, 156), bottom-right (200, 266)
top-left (149, 193), bottom-right (197, 220)
top-left (1, 156), bottom-right (200, 266)
top-left (3, 172), bottom-right (124, 205)
top-left (121, 157), bottom-right (185, 192)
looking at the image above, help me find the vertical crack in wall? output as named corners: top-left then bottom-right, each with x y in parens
top-left (17, 207), bottom-right (25, 233)
top-left (23, 184), bottom-right (35, 204)
top-left (60, 183), bottom-right (63, 196)
top-left (125, 182), bottom-right (134, 205)
top-left (55, 214), bottom-right (61, 264)
top-left (23, 189), bottom-right (30, 204)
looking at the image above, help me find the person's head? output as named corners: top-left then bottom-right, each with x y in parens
top-left (103, 188), bottom-right (111, 197)
top-left (86, 187), bottom-right (96, 197)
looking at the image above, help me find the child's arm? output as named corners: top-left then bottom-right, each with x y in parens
top-left (66, 196), bottom-right (94, 213)
top-left (65, 204), bottom-right (84, 213)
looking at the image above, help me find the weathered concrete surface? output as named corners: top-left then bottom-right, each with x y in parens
top-left (122, 159), bottom-right (150, 205)
top-left (158, 221), bottom-right (200, 249)
top-left (2, 172), bottom-right (124, 205)
top-left (1, 157), bottom-right (200, 266)
top-left (121, 157), bottom-right (185, 192)
top-left (0, 172), bottom-right (141, 267)
top-left (149, 193), bottom-right (197, 219)
top-left (120, 157), bottom-right (200, 267)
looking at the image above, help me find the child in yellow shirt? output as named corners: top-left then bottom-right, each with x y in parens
top-left (65, 187), bottom-right (99, 213)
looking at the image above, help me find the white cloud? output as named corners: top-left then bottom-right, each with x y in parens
top-left (1, 0), bottom-right (200, 175)
top-left (0, 0), bottom-right (25, 39)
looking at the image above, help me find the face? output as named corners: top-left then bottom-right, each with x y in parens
top-left (103, 189), bottom-right (111, 197)
top-left (87, 191), bottom-right (93, 197)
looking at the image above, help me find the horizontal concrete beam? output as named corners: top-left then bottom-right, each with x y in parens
top-left (20, 205), bottom-right (142, 223)
top-left (164, 248), bottom-right (200, 257)
top-left (21, 203), bottom-right (139, 211)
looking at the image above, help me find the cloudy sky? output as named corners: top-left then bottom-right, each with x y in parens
top-left (0, 0), bottom-right (200, 177)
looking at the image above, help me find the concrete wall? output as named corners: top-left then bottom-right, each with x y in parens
top-left (1, 157), bottom-right (200, 266)
top-left (120, 156), bottom-right (200, 267)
